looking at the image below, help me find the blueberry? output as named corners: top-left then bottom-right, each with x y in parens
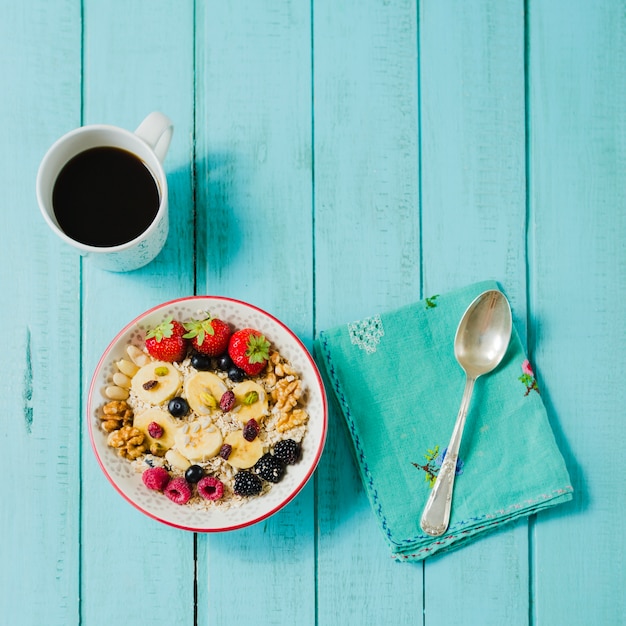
top-left (168, 396), bottom-right (190, 418)
top-left (227, 366), bottom-right (245, 382)
top-left (185, 464), bottom-right (204, 484)
top-left (216, 353), bottom-right (233, 371)
top-left (191, 352), bottom-right (212, 371)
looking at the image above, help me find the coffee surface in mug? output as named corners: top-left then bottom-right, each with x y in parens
top-left (52, 146), bottom-right (160, 247)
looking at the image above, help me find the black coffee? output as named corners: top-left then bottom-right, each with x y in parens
top-left (52, 146), bottom-right (160, 247)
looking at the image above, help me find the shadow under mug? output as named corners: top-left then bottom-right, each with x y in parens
top-left (36, 111), bottom-right (173, 272)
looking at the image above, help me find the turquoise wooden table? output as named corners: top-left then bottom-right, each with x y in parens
top-left (2, 1), bottom-right (624, 624)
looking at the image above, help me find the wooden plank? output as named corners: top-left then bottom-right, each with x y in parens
top-left (79, 2), bottom-right (196, 624)
top-left (419, 0), bottom-right (529, 622)
top-left (528, 2), bottom-right (626, 623)
top-left (313, 1), bottom-right (423, 623)
top-left (194, 2), bottom-right (317, 624)
top-left (0, 1), bottom-right (82, 623)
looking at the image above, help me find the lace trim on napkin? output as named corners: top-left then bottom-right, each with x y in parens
top-left (347, 315), bottom-right (384, 354)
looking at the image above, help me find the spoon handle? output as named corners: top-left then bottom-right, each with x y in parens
top-left (420, 375), bottom-right (476, 537)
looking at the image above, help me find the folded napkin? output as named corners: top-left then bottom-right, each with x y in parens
top-left (314, 280), bottom-right (573, 561)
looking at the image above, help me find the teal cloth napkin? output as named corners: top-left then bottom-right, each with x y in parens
top-left (314, 280), bottom-right (573, 561)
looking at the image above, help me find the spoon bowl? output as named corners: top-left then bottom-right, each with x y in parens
top-left (455, 289), bottom-right (513, 378)
top-left (420, 289), bottom-right (512, 537)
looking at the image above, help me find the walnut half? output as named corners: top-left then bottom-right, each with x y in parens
top-left (100, 400), bottom-right (134, 433)
top-left (272, 378), bottom-right (302, 412)
top-left (276, 408), bottom-right (309, 433)
top-left (107, 425), bottom-right (148, 459)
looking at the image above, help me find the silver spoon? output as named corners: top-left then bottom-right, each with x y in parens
top-left (420, 289), bottom-right (512, 537)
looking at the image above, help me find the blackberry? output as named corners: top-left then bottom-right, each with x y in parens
top-left (273, 439), bottom-right (301, 465)
top-left (233, 471), bottom-right (262, 496)
top-left (254, 453), bottom-right (285, 483)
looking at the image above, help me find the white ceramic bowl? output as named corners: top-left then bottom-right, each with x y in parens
top-left (88, 296), bottom-right (327, 531)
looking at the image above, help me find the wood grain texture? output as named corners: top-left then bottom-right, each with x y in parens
top-left (195, 1), bottom-right (314, 327)
top-left (0, 1), bottom-right (82, 624)
top-left (194, 2), bottom-right (316, 624)
top-left (420, 1), bottom-right (530, 623)
top-left (313, 1), bottom-right (423, 624)
top-left (528, 1), bottom-right (626, 622)
top-left (79, 1), bottom-right (196, 624)
top-left (314, 0), bottom-right (421, 321)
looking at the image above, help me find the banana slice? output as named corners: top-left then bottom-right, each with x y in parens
top-left (131, 361), bottom-right (182, 405)
top-left (232, 381), bottom-right (268, 423)
top-left (184, 372), bottom-right (229, 416)
top-left (174, 419), bottom-right (223, 462)
top-left (133, 408), bottom-right (178, 451)
top-left (165, 448), bottom-right (191, 471)
top-left (223, 430), bottom-right (265, 469)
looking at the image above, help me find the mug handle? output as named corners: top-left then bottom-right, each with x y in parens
top-left (134, 111), bottom-right (174, 162)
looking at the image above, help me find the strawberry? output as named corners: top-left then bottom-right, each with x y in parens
top-left (228, 328), bottom-right (271, 376)
top-left (145, 317), bottom-right (189, 362)
top-left (183, 313), bottom-right (231, 357)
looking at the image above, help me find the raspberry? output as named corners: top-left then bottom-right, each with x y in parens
top-left (233, 471), bottom-right (262, 496)
top-left (147, 421), bottom-right (164, 439)
top-left (164, 477), bottom-right (192, 505)
top-left (197, 476), bottom-right (224, 501)
top-left (219, 390), bottom-right (235, 412)
top-left (142, 467), bottom-right (170, 491)
top-left (273, 439), bottom-right (301, 465)
top-left (242, 418), bottom-right (260, 442)
top-left (253, 453), bottom-right (285, 483)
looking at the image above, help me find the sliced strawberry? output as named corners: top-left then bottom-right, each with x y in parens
top-left (228, 328), bottom-right (271, 376)
top-left (183, 313), bottom-right (232, 357)
top-left (145, 317), bottom-right (189, 362)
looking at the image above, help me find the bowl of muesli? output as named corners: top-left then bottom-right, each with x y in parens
top-left (88, 296), bottom-right (327, 531)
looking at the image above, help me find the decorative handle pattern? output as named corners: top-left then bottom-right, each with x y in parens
top-left (420, 376), bottom-right (475, 537)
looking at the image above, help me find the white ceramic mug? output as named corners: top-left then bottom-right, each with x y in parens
top-left (36, 112), bottom-right (174, 272)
